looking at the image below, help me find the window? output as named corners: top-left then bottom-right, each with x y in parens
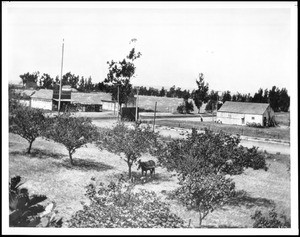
top-left (252, 117), bottom-right (255, 120)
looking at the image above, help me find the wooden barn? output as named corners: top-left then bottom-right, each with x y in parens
top-left (216, 101), bottom-right (275, 126)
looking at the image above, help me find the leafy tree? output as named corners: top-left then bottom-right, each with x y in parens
top-left (269, 86), bottom-right (281, 112)
top-left (9, 176), bottom-right (62, 227)
top-left (68, 179), bottom-right (186, 228)
top-left (232, 94), bottom-right (237, 102)
top-left (84, 76), bottom-right (94, 92)
top-left (192, 73), bottom-right (209, 113)
top-left (78, 76), bottom-right (85, 92)
top-left (19, 72), bottom-right (40, 88)
top-left (62, 72), bottom-right (80, 89)
top-left (39, 73), bottom-right (54, 89)
top-left (44, 113), bottom-right (99, 165)
top-left (222, 91), bottom-right (232, 103)
top-left (169, 173), bottom-right (235, 227)
top-left (9, 105), bottom-right (46, 153)
top-left (278, 88), bottom-right (290, 112)
top-left (159, 87), bottom-right (166, 97)
top-left (167, 85), bottom-right (176, 98)
top-left (156, 128), bottom-right (267, 180)
top-left (251, 208), bottom-right (291, 228)
top-left (97, 122), bottom-right (158, 179)
top-left (104, 39), bottom-right (141, 107)
top-left (177, 100), bottom-right (194, 114)
top-left (252, 88), bottom-right (264, 103)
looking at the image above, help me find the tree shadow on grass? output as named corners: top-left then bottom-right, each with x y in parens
top-left (54, 157), bottom-right (114, 172)
top-left (9, 148), bottom-right (65, 160)
top-left (224, 190), bottom-right (276, 210)
top-left (111, 170), bottom-right (174, 185)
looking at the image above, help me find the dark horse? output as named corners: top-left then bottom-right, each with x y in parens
top-left (137, 159), bottom-right (156, 176)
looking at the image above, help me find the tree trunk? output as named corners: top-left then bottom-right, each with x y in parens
top-left (199, 208), bottom-right (202, 227)
top-left (27, 140), bottom-right (34, 154)
top-left (69, 151), bottom-right (74, 165)
top-left (128, 163), bottom-right (132, 179)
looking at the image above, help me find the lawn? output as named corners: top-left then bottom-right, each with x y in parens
top-left (8, 132), bottom-right (290, 228)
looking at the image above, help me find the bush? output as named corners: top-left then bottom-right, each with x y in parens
top-left (68, 179), bottom-right (186, 228)
top-left (246, 122), bottom-right (263, 128)
top-left (9, 105), bottom-right (46, 153)
top-left (9, 176), bottom-right (62, 227)
top-left (168, 173), bottom-right (236, 227)
top-left (177, 101), bottom-right (194, 114)
top-left (251, 208), bottom-right (291, 228)
top-left (156, 128), bottom-right (268, 179)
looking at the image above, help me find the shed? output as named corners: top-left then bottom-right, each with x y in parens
top-left (71, 92), bottom-right (112, 112)
top-left (216, 101), bottom-right (275, 126)
top-left (30, 89), bottom-right (53, 110)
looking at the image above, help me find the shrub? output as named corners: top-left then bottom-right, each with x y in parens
top-left (168, 173), bottom-right (236, 227)
top-left (9, 176), bottom-right (62, 227)
top-left (9, 105), bottom-right (46, 153)
top-left (44, 113), bottom-right (99, 165)
top-left (156, 128), bottom-right (268, 179)
top-left (177, 101), bottom-right (194, 114)
top-left (246, 122), bottom-right (263, 128)
top-left (251, 208), bottom-right (291, 228)
top-left (68, 179), bottom-right (186, 228)
top-left (97, 122), bottom-right (159, 178)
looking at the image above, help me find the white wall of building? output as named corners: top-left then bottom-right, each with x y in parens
top-left (102, 101), bottom-right (119, 111)
top-left (19, 99), bottom-right (31, 107)
top-left (217, 112), bottom-right (263, 126)
top-left (31, 98), bottom-right (52, 110)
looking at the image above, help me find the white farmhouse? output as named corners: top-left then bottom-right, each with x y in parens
top-left (30, 89), bottom-right (53, 110)
top-left (216, 101), bottom-right (275, 126)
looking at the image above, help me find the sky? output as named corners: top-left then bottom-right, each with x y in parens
top-left (3, 2), bottom-right (297, 95)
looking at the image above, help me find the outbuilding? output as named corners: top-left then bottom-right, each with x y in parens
top-left (71, 92), bottom-right (112, 112)
top-left (216, 101), bottom-right (275, 127)
top-left (30, 89), bottom-right (53, 110)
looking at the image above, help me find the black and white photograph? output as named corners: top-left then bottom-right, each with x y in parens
top-left (2, 1), bottom-right (298, 235)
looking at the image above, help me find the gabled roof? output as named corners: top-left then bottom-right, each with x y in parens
top-left (30, 89), bottom-right (53, 100)
top-left (71, 92), bottom-right (112, 105)
top-left (218, 101), bottom-right (270, 115)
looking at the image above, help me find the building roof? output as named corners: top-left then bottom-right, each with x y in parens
top-left (71, 92), bottom-right (112, 105)
top-left (14, 89), bottom-right (36, 97)
top-left (30, 89), bottom-right (53, 100)
top-left (218, 101), bottom-right (270, 115)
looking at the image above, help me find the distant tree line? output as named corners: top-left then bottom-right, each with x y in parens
top-left (18, 71), bottom-right (289, 112)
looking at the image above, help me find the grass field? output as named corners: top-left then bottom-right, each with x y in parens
top-left (8, 131), bottom-right (291, 228)
top-left (147, 119), bottom-right (290, 141)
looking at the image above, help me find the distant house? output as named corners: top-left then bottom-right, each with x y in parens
top-left (13, 89), bottom-right (36, 107)
top-left (30, 89), bottom-right (53, 110)
top-left (71, 92), bottom-right (113, 112)
top-left (217, 101), bottom-right (275, 126)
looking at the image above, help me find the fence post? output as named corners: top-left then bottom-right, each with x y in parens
top-left (153, 102), bottom-right (157, 132)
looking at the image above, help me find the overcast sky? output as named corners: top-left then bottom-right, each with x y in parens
top-left (3, 2), bottom-right (297, 95)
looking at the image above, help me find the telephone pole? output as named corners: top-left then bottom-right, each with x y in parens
top-left (58, 39), bottom-right (65, 114)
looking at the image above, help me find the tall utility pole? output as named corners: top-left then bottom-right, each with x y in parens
top-left (58, 39), bottom-right (65, 114)
top-left (135, 87), bottom-right (139, 122)
top-left (117, 84), bottom-right (120, 121)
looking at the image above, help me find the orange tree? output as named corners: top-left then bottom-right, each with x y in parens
top-left (9, 105), bottom-right (46, 154)
top-left (156, 128), bottom-right (268, 227)
top-left (97, 122), bottom-right (158, 179)
top-left (44, 113), bottom-right (99, 165)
